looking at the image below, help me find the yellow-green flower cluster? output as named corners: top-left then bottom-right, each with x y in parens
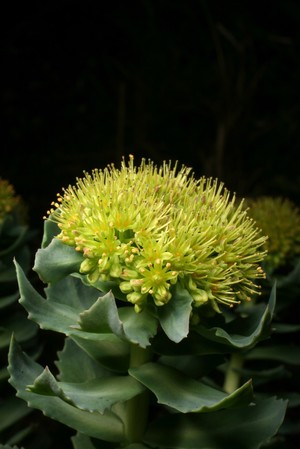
top-left (0, 179), bottom-right (20, 222)
top-left (246, 196), bottom-right (300, 273)
top-left (47, 156), bottom-right (267, 313)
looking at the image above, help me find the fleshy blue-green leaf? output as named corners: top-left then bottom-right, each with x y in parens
top-left (119, 306), bottom-right (158, 348)
top-left (41, 218), bottom-right (60, 247)
top-left (70, 335), bottom-right (129, 372)
top-left (129, 362), bottom-right (253, 413)
top-left (157, 283), bottom-right (193, 343)
top-left (144, 396), bottom-right (288, 449)
top-left (55, 338), bottom-right (110, 382)
top-left (61, 376), bottom-right (145, 413)
top-left (33, 238), bottom-right (83, 283)
top-left (16, 261), bottom-right (130, 370)
top-left (77, 291), bottom-right (125, 338)
top-left (193, 283), bottom-right (276, 350)
top-left (17, 261), bottom-right (159, 369)
top-left (27, 366), bottom-right (68, 397)
top-left (76, 282), bottom-right (158, 348)
top-left (27, 364), bottom-right (145, 414)
top-left (8, 337), bottom-right (124, 442)
top-left (16, 259), bottom-right (100, 324)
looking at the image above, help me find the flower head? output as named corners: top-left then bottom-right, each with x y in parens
top-left (47, 155), bottom-right (267, 313)
top-left (0, 179), bottom-right (20, 222)
top-left (246, 196), bottom-right (300, 273)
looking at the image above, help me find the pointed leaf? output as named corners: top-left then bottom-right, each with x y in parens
top-left (33, 238), bottom-right (83, 283)
top-left (157, 283), bottom-right (193, 343)
top-left (130, 362), bottom-right (253, 413)
top-left (16, 261), bottom-right (130, 371)
top-left (68, 335), bottom-right (130, 373)
top-left (194, 283), bottom-right (276, 350)
top-left (27, 366), bottom-right (69, 398)
top-left (8, 338), bottom-right (124, 442)
top-left (56, 338), bottom-right (110, 382)
top-left (78, 291), bottom-right (125, 338)
top-left (28, 364), bottom-right (145, 414)
top-left (119, 305), bottom-right (158, 348)
top-left (16, 260), bottom-right (100, 329)
top-left (41, 218), bottom-right (60, 247)
top-left (144, 397), bottom-right (288, 449)
top-left (60, 376), bottom-right (145, 413)
top-left (17, 266), bottom-right (87, 329)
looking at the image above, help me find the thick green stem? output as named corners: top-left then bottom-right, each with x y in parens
top-left (223, 352), bottom-right (244, 394)
top-left (124, 343), bottom-right (152, 443)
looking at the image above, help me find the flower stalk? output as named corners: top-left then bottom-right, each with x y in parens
top-left (124, 344), bottom-right (152, 443)
top-left (223, 352), bottom-right (245, 394)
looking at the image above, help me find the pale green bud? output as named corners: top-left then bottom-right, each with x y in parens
top-left (192, 289), bottom-right (209, 307)
top-left (80, 258), bottom-right (97, 274)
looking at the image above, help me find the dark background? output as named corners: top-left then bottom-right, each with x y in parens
top-left (2, 0), bottom-right (300, 232)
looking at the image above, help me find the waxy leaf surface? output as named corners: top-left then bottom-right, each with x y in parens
top-left (144, 396), bottom-right (288, 449)
top-left (157, 283), bottom-right (193, 343)
top-left (34, 238), bottom-right (83, 283)
top-left (194, 283), bottom-right (276, 350)
top-left (129, 362), bottom-right (253, 413)
top-left (28, 364), bottom-right (145, 414)
top-left (16, 261), bottom-right (130, 370)
top-left (8, 338), bottom-right (124, 442)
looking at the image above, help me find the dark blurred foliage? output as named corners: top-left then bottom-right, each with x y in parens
top-left (1, 0), bottom-right (300, 230)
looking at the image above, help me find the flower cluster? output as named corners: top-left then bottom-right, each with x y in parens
top-left (246, 196), bottom-right (300, 273)
top-left (47, 156), bottom-right (267, 313)
top-left (0, 179), bottom-right (20, 222)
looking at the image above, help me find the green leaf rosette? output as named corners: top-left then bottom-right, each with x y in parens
top-left (8, 157), bottom-right (287, 448)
